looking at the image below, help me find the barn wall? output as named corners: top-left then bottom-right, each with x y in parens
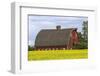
top-left (71, 30), bottom-right (79, 44)
top-left (35, 45), bottom-right (68, 50)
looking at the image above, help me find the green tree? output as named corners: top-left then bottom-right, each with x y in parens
top-left (28, 45), bottom-right (33, 51)
top-left (82, 21), bottom-right (88, 42)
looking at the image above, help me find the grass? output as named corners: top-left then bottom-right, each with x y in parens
top-left (28, 49), bottom-right (88, 61)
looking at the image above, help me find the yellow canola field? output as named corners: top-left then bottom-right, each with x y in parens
top-left (28, 49), bottom-right (88, 61)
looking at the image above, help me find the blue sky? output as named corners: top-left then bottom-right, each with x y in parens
top-left (28, 15), bottom-right (88, 46)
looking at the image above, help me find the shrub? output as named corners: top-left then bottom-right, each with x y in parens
top-left (28, 46), bottom-right (34, 51)
top-left (73, 42), bottom-right (88, 49)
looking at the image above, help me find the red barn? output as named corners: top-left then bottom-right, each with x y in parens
top-left (35, 26), bottom-right (79, 50)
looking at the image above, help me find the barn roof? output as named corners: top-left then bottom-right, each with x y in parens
top-left (35, 28), bottom-right (77, 47)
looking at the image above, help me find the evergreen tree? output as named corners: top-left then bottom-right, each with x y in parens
top-left (82, 21), bottom-right (88, 42)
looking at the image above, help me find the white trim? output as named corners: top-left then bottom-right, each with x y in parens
top-left (11, 2), bottom-right (21, 73)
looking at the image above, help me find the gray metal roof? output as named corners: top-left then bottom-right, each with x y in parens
top-left (35, 28), bottom-right (75, 47)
